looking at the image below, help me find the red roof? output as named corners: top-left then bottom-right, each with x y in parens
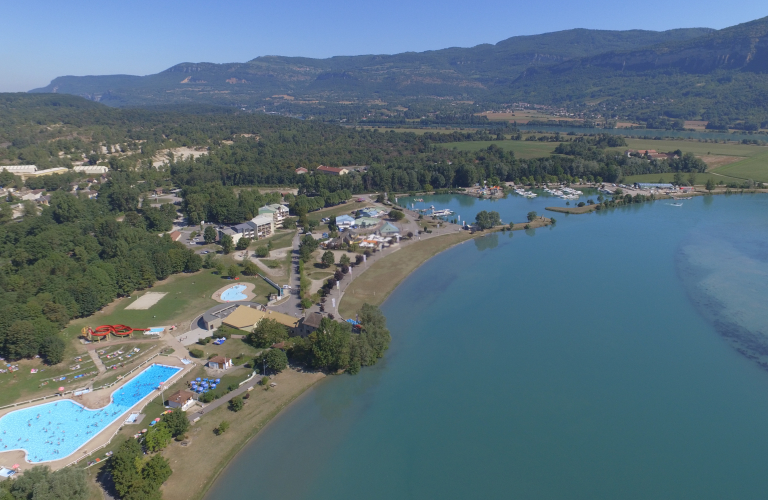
top-left (317, 165), bottom-right (347, 174)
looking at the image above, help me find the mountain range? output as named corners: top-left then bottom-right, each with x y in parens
top-left (28, 16), bottom-right (768, 125)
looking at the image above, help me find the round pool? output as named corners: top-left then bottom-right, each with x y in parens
top-left (221, 285), bottom-right (247, 301)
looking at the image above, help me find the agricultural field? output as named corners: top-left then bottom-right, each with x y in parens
top-left (622, 172), bottom-right (740, 185)
top-left (439, 140), bottom-right (558, 159)
top-left (711, 150), bottom-right (768, 183)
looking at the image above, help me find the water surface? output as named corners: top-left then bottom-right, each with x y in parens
top-left (207, 194), bottom-right (768, 499)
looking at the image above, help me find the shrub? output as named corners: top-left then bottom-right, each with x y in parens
top-left (229, 397), bottom-right (244, 412)
top-left (189, 348), bottom-right (204, 358)
top-left (215, 421), bottom-right (230, 435)
top-left (255, 246), bottom-right (269, 258)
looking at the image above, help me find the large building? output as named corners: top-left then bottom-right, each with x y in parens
top-left (258, 204), bottom-right (289, 228)
top-left (249, 214), bottom-right (275, 239)
top-left (223, 305), bottom-right (300, 332)
top-left (0, 165), bottom-right (70, 180)
top-left (73, 165), bottom-right (109, 174)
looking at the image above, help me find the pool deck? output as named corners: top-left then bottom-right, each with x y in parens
top-left (211, 282), bottom-right (256, 303)
top-left (0, 357), bottom-right (187, 471)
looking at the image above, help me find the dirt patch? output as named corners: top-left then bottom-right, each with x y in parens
top-left (125, 292), bottom-right (167, 310)
top-left (700, 155), bottom-right (743, 169)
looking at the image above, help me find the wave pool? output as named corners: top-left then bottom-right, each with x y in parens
top-left (0, 363), bottom-right (180, 463)
top-left (221, 284), bottom-right (247, 301)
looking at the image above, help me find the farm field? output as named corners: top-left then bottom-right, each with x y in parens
top-left (439, 140), bottom-right (558, 159)
top-left (619, 139), bottom-right (768, 159)
top-left (622, 172), bottom-right (740, 185)
top-left (711, 150), bottom-right (768, 182)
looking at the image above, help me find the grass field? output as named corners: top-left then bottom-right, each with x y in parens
top-left (439, 140), bottom-right (557, 159)
top-left (711, 150), bottom-right (768, 183)
top-left (308, 201), bottom-right (372, 223)
top-left (338, 232), bottom-right (473, 318)
top-left (622, 172), bottom-right (741, 185)
top-left (252, 229), bottom-right (294, 250)
top-left (63, 271), bottom-right (274, 342)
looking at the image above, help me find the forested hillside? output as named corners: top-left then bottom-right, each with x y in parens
top-left (29, 28), bottom-right (711, 110)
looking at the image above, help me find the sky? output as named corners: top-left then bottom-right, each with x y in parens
top-left (1, 0), bottom-right (766, 92)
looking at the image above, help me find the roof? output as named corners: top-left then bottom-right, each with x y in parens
top-left (336, 215), bottom-right (355, 224)
top-left (267, 203), bottom-right (288, 212)
top-left (0, 165), bottom-right (37, 173)
top-left (380, 222), bottom-right (400, 234)
top-left (251, 214), bottom-right (274, 226)
top-left (209, 356), bottom-right (231, 365)
top-left (259, 206), bottom-right (277, 214)
top-left (317, 165), bottom-right (348, 174)
top-left (223, 305), bottom-right (299, 329)
top-left (168, 390), bottom-right (195, 404)
top-left (355, 217), bottom-right (380, 227)
top-left (169, 231), bottom-right (182, 241)
top-left (295, 167), bottom-right (308, 173)
top-left (233, 223), bottom-right (253, 233)
top-left (303, 312), bottom-right (323, 329)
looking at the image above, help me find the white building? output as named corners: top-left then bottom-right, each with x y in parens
top-left (258, 204), bottom-right (290, 228)
top-left (0, 165), bottom-right (37, 174)
top-left (250, 214), bottom-right (275, 239)
top-left (74, 165), bottom-right (109, 174)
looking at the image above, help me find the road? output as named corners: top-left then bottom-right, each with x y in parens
top-left (269, 231), bottom-right (303, 318)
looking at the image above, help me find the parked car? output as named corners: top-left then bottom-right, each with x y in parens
top-left (282, 285), bottom-right (292, 289)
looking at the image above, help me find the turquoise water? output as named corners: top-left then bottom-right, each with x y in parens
top-left (221, 284), bottom-right (247, 301)
top-left (0, 364), bottom-right (180, 463)
top-left (207, 194), bottom-right (768, 499)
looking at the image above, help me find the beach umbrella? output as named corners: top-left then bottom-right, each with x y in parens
top-left (58, 387), bottom-right (64, 392)
top-left (196, 377), bottom-right (201, 381)
top-left (215, 379), bottom-right (220, 383)
top-left (11, 464), bottom-right (19, 469)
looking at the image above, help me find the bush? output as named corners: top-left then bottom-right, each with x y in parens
top-left (200, 391), bottom-right (215, 403)
top-left (255, 246), bottom-right (269, 258)
top-left (215, 421), bottom-right (229, 435)
top-left (189, 348), bottom-right (205, 358)
top-left (301, 298), bottom-right (313, 309)
top-left (197, 336), bottom-right (212, 345)
top-left (229, 397), bottom-right (244, 412)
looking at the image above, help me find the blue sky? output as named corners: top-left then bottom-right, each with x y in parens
top-left (1, 0), bottom-right (765, 92)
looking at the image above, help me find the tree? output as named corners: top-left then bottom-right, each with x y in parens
top-left (39, 335), bottom-right (65, 365)
top-left (142, 454), bottom-right (172, 490)
top-left (261, 376), bottom-right (270, 387)
top-left (706, 177), bottom-right (716, 192)
top-left (266, 348), bottom-right (288, 373)
top-left (204, 225), bottom-right (217, 244)
top-left (255, 246), bottom-right (269, 258)
top-left (309, 318), bottom-right (351, 371)
top-left (5, 320), bottom-right (37, 360)
top-left (688, 172), bottom-right (697, 187)
top-left (243, 260), bottom-right (259, 276)
top-left (228, 264), bottom-right (240, 278)
top-left (527, 211), bottom-right (538, 222)
top-left (339, 253), bottom-right (351, 266)
top-left (321, 250), bottom-right (335, 268)
top-left (221, 234), bottom-right (234, 254)
top-left (110, 439), bottom-right (144, 499)
top-left (50, 191), bottom-right (83, 223)
top-left (475, 210), bottom-right (501, 230)
top-left (389, 209), bottom-right (405, 221)
top-left (248, 318), bottom-right (289, 347)
top-left (215, 262), bottom-right (226, 276)
top-left (161, 408), bottom-right (189, 438)
top-left (8, 466), bottom-right (89, 500)
top-left (144, 421), bottom-right (172, 452)
top-left (236, 237), bottom-right (251, 251)
top-left (229, 396), bottom-right (244, 412)
top-left (673, 171), bottom-right (684, 186)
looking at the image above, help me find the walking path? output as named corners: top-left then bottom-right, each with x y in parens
top-left (87, 350), bottom-right (106, 374)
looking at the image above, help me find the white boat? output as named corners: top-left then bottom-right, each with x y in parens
top-left (670, 203), bottom-right (683, 207)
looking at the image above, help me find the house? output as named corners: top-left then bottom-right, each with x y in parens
top-left (249, 213), bottom-right (275, 239)
top-left (360, 208), bottom-right (383, 218)
top-left (208, 356), bottom-right (233, 370)
top-left (379, 222), bottom-right (400, 236)
top-left (355, 217), bottom-right (380, 228)
top-left (316, 165), bottom-right (349, 176)
top-left (335, 215), bottom-right (355, 229)
top-left (168, 231), bottom-right (183, 242)
top-left (297, 312), bottom-right (323, 337)
top-left (167, 390), bottom-right (196, 410)
top-left (20, 189), bottom-right (45, 201)
top-left (233, 222), bottom-right (256, 239)
top-left (223, 305), bottom-right (300, 332)
top-left (258, 204), bottom-right (289, 228)
top-left (295, 167), bottom-right (308, 175)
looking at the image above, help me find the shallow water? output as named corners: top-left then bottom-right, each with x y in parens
top-left (0, 364), bottom-right (180, 462)
top-left (221, 284), bottom-right (247, 301)
top-left (207, 194), bottom-right (768, 499)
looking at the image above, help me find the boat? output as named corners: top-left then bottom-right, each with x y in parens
top-left (670, 203), bottom-right (683, 207)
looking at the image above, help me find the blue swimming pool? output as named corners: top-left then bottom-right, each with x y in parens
top-left (221, 284), bottom-right (247, 301)
top-left (0, 364), bottom-right (180, 463)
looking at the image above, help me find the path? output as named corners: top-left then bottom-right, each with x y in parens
top-left (269, 231), bottom-right (302, 318)
top-left (87, 350), bottom-right (106, 374)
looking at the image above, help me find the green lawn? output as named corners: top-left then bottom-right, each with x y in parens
top-left (711, 150), bottom-right (768, 182)
top-left (439, 140), bottom-right (557, 159)
top-left (193, 337), bottom-right (262, 362)
top-left (253, 229), bottom-right (294, 250)
top-left (622, 172), bottom-right (742, 185)
top-left (620, 139), bottom-right (768, 158)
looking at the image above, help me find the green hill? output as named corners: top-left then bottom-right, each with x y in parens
top-left (29, 28), bottom-right (712, 108)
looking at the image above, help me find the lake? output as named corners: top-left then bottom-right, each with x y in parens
top-left (206, 193), bottom-right (768, 499)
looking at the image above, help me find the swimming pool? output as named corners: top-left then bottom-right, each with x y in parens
top-left (0, 364), bottom-right (181, 463)
top-left (221, 284), bottom-right (247, 301)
